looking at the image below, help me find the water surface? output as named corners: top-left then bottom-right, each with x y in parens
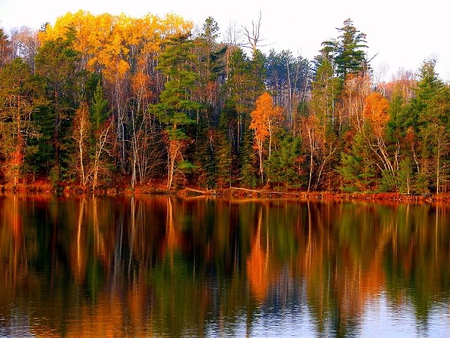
top-left (1, 195), bottom-right (449, 337)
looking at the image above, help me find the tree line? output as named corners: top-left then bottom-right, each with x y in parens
top-left (0, 11), bottom-right (449, 194)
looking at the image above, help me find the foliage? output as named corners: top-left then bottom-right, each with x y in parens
top-left (0, 58), bottom-right (40, 184)
top-left (338, 131), bottom-right (375, 192)
top-left (266, 133), bottom-right (303, 189)
top-left (1, 13), bottom-right (450, 194)
top-left (249, 92), bottom-right (283, 183)
top-left (322, 18), bottom-right (368, 81)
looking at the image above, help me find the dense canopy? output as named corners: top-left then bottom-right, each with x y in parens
top-left (0, 12), bottom-right (449, 195)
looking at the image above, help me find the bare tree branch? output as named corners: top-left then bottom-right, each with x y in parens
top-left (241, 11), bottom-right (269, 56)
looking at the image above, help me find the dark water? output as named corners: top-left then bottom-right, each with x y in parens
top-left (1, 194), bottom-right (450, 337)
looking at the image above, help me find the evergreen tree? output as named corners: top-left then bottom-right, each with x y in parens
top-left (266, 133), bottom-right (303, 189)
top-left (239, 128), bottom-right (258, 188)
top-left (322, 18), bottom-right (368, 81)
top-left (149, 33), bottom-right (202, 189)
top-left (338, 131), bottom-right (375, 192)
top-left (410, 58), bottom-right (446, 192)
top-left (311, 50), bottom-right (340, 129)
top-left (214, 128), bottom-right (233, 189)
top-left (397, 157), bottom-right (413, 194)
top-left (34, 28), bottom-right (82, 183)
top-left (0, 58), bottom-right (40, 184)
top-left (189, 17), bottom-right (228, 188)
top-left (215, 102), bottom-right (236, 187)
top-left (90, 82), bottom-right (113, 190)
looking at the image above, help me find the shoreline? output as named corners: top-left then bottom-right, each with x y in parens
top-left (1, 181), bottom-right (449, 203)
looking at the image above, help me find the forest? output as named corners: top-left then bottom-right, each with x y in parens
top-left (0, 11), bottom-right (449, 195)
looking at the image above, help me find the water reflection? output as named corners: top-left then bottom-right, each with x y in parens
top-left (0, 195), bottom-right (450, 336)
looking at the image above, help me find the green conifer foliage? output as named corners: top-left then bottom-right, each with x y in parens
top-left (266, 133), bottom-right (303, 190)
top-left (149, 34), bottom-right (203, 188)
top-left (0, 58), bottom-right (39, 184)
top-left (34, 29), bottom-right (81, 183)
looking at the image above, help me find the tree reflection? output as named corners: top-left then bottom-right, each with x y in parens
top-left (0, 196), bottom-right (450, 336)
top-left (246, 204), bottom-right (280, 303)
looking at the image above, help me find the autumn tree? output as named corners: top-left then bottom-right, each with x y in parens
top-left (249, 92), bottom-right (283, 183)
top-left (300, 113), bottom-right (339, 192)
top-left (40, 11), bottom-right (193, 183)
top-left (363, 92), bottom-right (391, 150)
top-left (223, 47), bottom-right (265, 184)
top-left (362, 91), bottom-right (395, 190)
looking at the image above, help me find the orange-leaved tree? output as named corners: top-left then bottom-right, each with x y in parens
top-left (362, 91), bottom-right (395, 185)
top-left (363, 91), bottom-right (390, 138)
top-left (249, 92), bottom-right (283, 183)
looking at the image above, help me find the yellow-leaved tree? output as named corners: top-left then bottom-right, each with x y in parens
top-left (39, 11), bottom-right (193, 83)
top-left (39, 11), bottom-right (193, 185)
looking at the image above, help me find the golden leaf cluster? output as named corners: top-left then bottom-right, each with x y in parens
top-left (39, 11), bottom-right (193, 82)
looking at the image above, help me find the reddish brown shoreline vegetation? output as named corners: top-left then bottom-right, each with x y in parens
top-left (3, 179), bottom-right (450, 204)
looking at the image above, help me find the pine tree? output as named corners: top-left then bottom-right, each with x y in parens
top-left (322, 18), bottom-right (368, 81)
top-left (149, 34), bottom-right (202, 189)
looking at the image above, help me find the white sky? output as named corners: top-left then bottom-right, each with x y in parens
top-left (1, 0), bottom-right (449, 82)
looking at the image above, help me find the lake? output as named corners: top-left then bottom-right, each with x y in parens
top-left (0, 194), bottom-right (449, 337)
